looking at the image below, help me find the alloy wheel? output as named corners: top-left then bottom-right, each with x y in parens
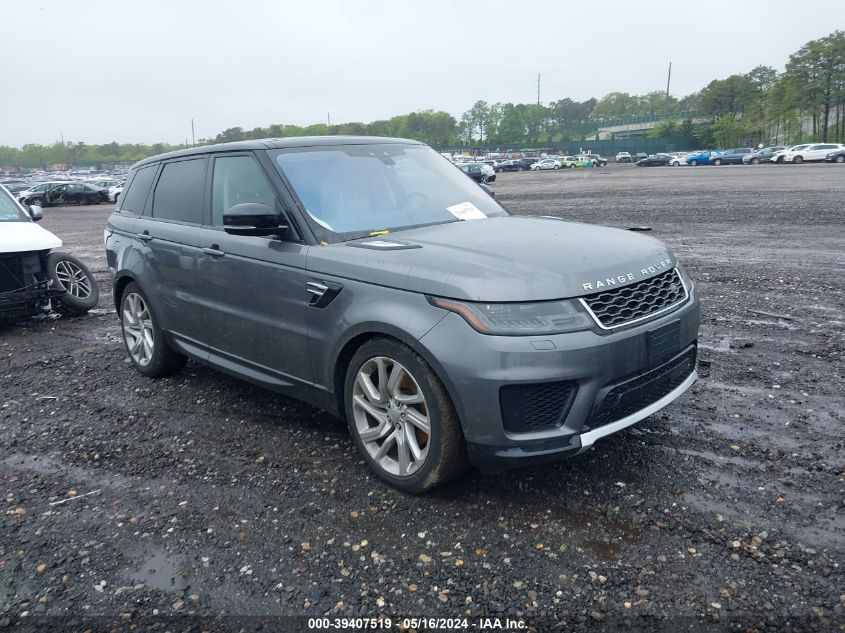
top-left (54, 259), bottom-right (92, 299)
top-left (352, 356), bottom-right (431, 477)
top-left (122, 292), bottom-right (154, 367)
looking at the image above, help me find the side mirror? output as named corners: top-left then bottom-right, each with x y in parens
top-left (223, 203), bottom-right (287, 237)
top-left (28, 205), bottom-right (43, 221)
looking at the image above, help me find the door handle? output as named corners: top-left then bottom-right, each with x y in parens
top-left (135, 231), bottom-right (153, 242)
top-left (202, 245), bottom-right (225, 258)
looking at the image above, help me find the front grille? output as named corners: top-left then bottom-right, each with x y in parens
top-left (582, 268), bottom-right (687, 329)
top-left (588, 345), bottom-right (696, 430)
top-left (500, 381), bottom-right (577, 434)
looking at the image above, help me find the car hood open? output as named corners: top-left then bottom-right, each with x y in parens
top-left (0, 221), bottom-right (62, 253)
top-left (307, 216), bottom-right (676, 302)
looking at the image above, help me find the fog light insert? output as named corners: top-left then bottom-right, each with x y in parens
top-left (500, 381), bottom-right (577, 434)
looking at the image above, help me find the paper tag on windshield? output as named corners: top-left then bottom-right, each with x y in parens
top-left (447, 201), bottom-right (487, 221)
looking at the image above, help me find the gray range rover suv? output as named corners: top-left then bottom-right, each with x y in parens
top-left (105, 137), bottom-right (700, 492)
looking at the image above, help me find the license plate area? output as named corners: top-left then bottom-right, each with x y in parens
top-left (647, 320), bottom-right (681, 365)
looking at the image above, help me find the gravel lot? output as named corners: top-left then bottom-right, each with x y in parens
top-left (1, 163), bottom-right (843, 631)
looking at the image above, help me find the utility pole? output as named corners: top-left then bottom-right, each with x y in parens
top-left (327, 112), bottom-right (331, 128)
top-left (191, 119), bottom-right (196, 146)
top-left (537, 73), bottom-right (541, 105)
top-left (666, 62), bottom-right (672, 99)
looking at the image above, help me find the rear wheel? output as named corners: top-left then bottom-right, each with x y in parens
top-left (46, 252), bottom-right (99, 317)
top-left (120, 282), bottom-right (186, 377)
top-left (344, 338), bottom-right (467, 493)
top-left (553, 165), bottom-right (560, 170)
top-left (713, 158), bottom-right (722, 165)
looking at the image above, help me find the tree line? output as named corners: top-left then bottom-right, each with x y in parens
top-left (1, 30), bottom-right (842, 168)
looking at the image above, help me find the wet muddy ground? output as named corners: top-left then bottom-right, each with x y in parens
top-left (1, 163), bottom-right (843, 631)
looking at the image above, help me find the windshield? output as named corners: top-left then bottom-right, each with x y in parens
top-left (270, 144), bottom-right (508, 241)
top-left (0, 187), bottom-right (28, 222)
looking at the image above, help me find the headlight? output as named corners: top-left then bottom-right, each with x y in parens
top-left (428, 296), bottom-right (593, 335)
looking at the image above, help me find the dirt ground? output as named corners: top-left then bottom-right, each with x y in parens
top-left (1, 163), bottom-right (843, 631)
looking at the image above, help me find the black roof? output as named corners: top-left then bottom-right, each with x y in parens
top-left (133, 136), bottom-right (423, 169)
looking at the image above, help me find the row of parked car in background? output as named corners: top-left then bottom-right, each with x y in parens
top-left (0, 173), bottom-right (126, 207)
top-left (615, 143), bottom-right (845, 167)
top-left (452, 153), bottom-right (609, 181)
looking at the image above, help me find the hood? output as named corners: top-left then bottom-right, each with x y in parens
top-left (0, 221), bottom-right (62, 253)
top-left (307, 216), bottom-right (676, 302)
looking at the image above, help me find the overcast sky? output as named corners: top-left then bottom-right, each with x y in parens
top-left (3, 0), bottom-right (842, 147)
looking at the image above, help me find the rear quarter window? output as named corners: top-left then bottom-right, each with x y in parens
top-left (120, 165), bottom-right (158, 214)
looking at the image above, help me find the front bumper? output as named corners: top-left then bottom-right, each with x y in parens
top-left (419, 293), bottom-right (700, 472)
top-left (0, 285), bottom-right (64, 319)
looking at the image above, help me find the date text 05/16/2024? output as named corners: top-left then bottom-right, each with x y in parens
top-left (307, 617), bottom-right (527, 630)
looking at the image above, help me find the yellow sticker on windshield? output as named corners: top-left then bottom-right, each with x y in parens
top-left (446, 202), bottom-right (487, 221)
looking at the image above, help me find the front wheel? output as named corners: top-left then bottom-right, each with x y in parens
top-left (690, 160), bottom-right (699, 166)
top-left (793, 155), bottom-right (803, 164)
top-left (120, 282), bottom-right (186, 377)
top-left (751, 158), bottom-right (760, 165)
top-left (836, 155), bottom-right (845, 164)
top-left (46, 252), bottom-right (99, 317)
top-left (344, 338), bottom-right (467, 493)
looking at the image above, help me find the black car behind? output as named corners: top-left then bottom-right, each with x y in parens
top-left (499, 160), bottom-right (524, 172)
top-left (457, 163), bottom-right (488, 183)
top-left (21, 182), bottom-right (107, 206)
top-left (635, 154), bottom-right (671, 167)
top-left (742, 146), bottom-right (786, 164)
top-left (825, 149), bottom-right (845, 163)
top-left (711, 148), bottom-right (754, 165)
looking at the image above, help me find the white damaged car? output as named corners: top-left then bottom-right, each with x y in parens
top-left (0, 185), bottom-right (99, 321)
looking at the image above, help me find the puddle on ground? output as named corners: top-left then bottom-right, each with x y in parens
top-left (581, 518), bottom-right (645, 562)
top-left (126, 548), bottom-right (188, 593)
top-left (1, 452), bottom-right (129, 491)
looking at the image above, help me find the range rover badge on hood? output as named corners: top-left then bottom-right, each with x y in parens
top-left (581, 258), bottom-right (673, 292)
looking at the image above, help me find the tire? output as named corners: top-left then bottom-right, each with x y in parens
top-left (751, 158), bottom-right (760, 165)
top-left (690, 160), bottom-right (698, 166)
top-left (46, 252), bottom-right (99, 317)
top-left (31, 197), bottom-right (46, 206)
top-left (119, 282), bottom-right (186, 377)
top-left (553, 165), bottom-right (560, 170)
top-left (344, 337), bottom-right (468, 493)
top-left (713, 158), bottom-right (722, 165)
top-left (836, 155), bottom-right (845, 164)
top-left (793, 155), bottom-right (803, 164)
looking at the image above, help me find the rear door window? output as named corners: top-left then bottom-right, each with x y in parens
top-left (120, 165), bottom-right (157, 214)
top-left (151, 158), bottom-right (206, 224)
